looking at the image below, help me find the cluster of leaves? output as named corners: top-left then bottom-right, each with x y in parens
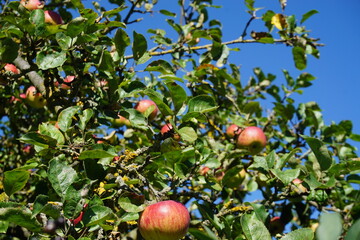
top-left (0, 0), bottom-right (359, 239)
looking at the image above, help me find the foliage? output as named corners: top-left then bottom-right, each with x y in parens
top-left (0, 0), bottom-right (359, 239)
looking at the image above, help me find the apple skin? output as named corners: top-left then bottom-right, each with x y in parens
top-left (224, 169), bottom-right (247, 188)
top-left (111, 115), bottom-right (131, 127)
top-left (236, 126), bottom-right (266, 154)
top-left (44, 10), bottom-right (63, 25)
top-left (4, 64), bottom-right (19, 74)
top-left (226, 124), bottom-right (242, 138)
top-left (138, 200), bottom-right (190, 240)
top-left (134, 99), bottom-right (158, 121)
top-left (20, 0), bottom-right (45, 10)
top-left (25, 86), bottom-right (46, 108)
top-left (269, 216), bottom-right (285, 236)
top-left (161, 123), bottom-right (181, 140)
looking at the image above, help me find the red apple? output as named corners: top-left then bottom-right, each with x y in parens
top-left (20, 0), bottom-right (45, 10)
top-left (139, 200), bottom-right (190, 240)
top-left (44, 10), bottom-right (63, 25)
top-left (161, 123), bottom-right (173, 135)
top-left (4, 64), bottom-right (19, 74)
top-left (226, 124), bottom-right (242, 138)
top-left (236, 126), bottom-right (266, 154)
top-left (25, 86), bottom-right (46, 108)
top-left (269, 216), bottom-right (285, 236)
top-left (134, 99), bottom-right (158, 121)
top-left (199, 166), bottom-right (210, 176)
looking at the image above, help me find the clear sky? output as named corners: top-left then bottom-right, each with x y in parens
top-left (86, 0), bottom-right (360, 153)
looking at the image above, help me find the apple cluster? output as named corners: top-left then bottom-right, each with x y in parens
top-left (20, 0), bottom-right (63, 25)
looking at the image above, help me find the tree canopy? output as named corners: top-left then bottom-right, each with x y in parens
top-left (0, 0), bottom-right (359, 239)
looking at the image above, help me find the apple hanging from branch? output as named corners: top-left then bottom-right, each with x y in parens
top-left (236, 126), bottom-right (267, 154)
top-left (25, 86), bottom-right (46, 108)
top-left (138, 200), bottom-right (190, 240)
top-left (20, 0), bottom-right (45, 10)
top-left (134, 99), bottom-right (158, 121)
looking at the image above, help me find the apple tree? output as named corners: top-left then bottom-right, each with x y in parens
top-left (0, 0), bottom-right (359, 239)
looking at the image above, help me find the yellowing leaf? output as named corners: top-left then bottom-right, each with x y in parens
top-left (271, 13), bottom-right (288, 30)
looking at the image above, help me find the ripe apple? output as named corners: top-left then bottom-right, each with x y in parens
top-left (236, 126), bottom-right (266, 154)
top-left (269, 216), bottom-right (285, 236)
top-left (44, 10), bottom-right (63, 25)
top-left (25, 86), bottom-right (46, 108)
top-left (199, 166), bottom-right (210, 176)
top-left (20, 0), bottom-right (45, 10)
top-left (111, 115), bottom-right (131, 127)
top-left (226, 124), bottom-right (242, 138)
top-left (161, 123), bottom-right (180, 140)
top-left (138, 200), bottom-right (190, 240)
top-left (4, 64), bottom-right (19, 74)
top-left (134, 99), bottom-right (158, 121)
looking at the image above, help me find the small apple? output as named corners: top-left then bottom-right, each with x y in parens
top-left (44, 10), bottom-right (63, 25)
top-left (25, 86), bottom-right (46, 108)
top-left (224, 168), bottom-right (247, 189)
top-left (236, 126), bottom-right (266, 154)
top-left (138, 200), bottom-right (190, 240)
top-left (4, 64), bottom-right (19, 74)
top-left (20, 0), bottom-right (45, 10)
top-left (214, 168), bottom-right (225, 182)
top-left (269, 216), bottom-right (285, 236)
top-left (111, 115), bottom-right (131, 127)
top-left (161, 123), bottom-right (180, 140)
top-left (226, 124), bottom-right (242, 138)
top-left (199, 166), bottom-right (210, 176)
top-left (291, 178), bottom-right (307, 194)
top-left (134, 99), bottom-right (158, 121)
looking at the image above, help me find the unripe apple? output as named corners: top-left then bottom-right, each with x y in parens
top-left (134, 99), bottom-right (158, 121)
top-left (269, 216), bottom-right (285, 236)
top-left (139, 200), bottom-right (190, 240)
top-left (20, 0), bottom-right (45, 10)
top-left (4, 64), bottom-right (19, 74)
top-left (25, 86), bottom-right (46, 108)
top-left (236, 126), bottom-right (266, 154)
top-left (111, 115), bottom-right (131, 127)
top-left (224, 168), bottom-right (247, 188)
top-left (226, 124), bottom-right (242, 138)
top-left (291, 178), bottom-right (307, 194)
top-left (44, 10), bottom-right (63, 25)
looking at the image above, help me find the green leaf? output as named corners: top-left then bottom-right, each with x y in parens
top-left (56, 32), bottom-right (74, 50)
top-left (118, 198), bottom-right (144, 213)
top-left (280, 228), bottom-right (314, 240)
top-left (132, 31), bottom-right (148, 62)
top-left (328, 161), bottom-right (360, 176)
top-left (36, 50), bottom-right (67, 70)
top-left (316, 212), bottom-right (342, 240)
top-left (19, 132), bottom-right (57, 148)
top-left (165, 81), bottom-right (187, 113)
top-left (241, 212), bottom-right (272, 240)
top-left (303, 136), bottom-right (333, 171)
top-left (83, 205), bottom-right (114, 226)
top-left (63, 185), bottom-right (82, 219)
top-left (30, 9), bottom-right (45, 36)
top-left (345, 218), bottom-right (360, 240)
top-left (189, 228), bottom-right (218, 240)
top-left (0, 221), bottom-right (9, 234)
top-left (57, 106), bottom-right (81, 132)
top-left (159, 9), bottom-right (176, 17)
top-left (292, 46), bottom-right (307, 70)
top-left (145, 60), bottom-right (174, 74)
top-left (48, 155), bottom-right (78, 199)
top-left (301, 10), bottom-right (319, 24)
top-left (78, 108), bottom-right (94, 131)
top-left (188, 95), bottom-right (218, 113)
top-left (79, 149), bottom-right (117, 160)
top-left (66, 17), bottom-right (86, 37)
top-left (144, 88), bottom-right (174, 116)
top-left (98, 50), bottom-right (114, 72)
top-left (32, 195), bottom-right (61, 219)
top-left (4, 169), bottom-right (30, 196)
top-left (83, 158), bottom-right (107, 180)
top-left (0, 208), bottom-right (42, 232)
top-left (178, 127), bottom-right (198, 143)
top-left (0, 38), bottom-right (19, 62)
top-left (271, 168), bottom-right (300, 185)
top-left (114, 28), bottom-right (130, 57)
top-left (39, 122), bottom-right (65, 145)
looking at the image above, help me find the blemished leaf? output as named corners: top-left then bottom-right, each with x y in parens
top-left (48, 155), bottom-right (78, 199)
top-left (0, 208), bottom-right (42, 232)
top-left (178, 127), bottom-right (198, 143)
top-left (316, 212), bottom-right (342, 240)
top-left (188, 95), bottom-right (218, 113)
top-left (303, 136), bottom-right (333, 171)
top-left (292, 46), bottom-right (307, 70)
top-left (165, 81), bottom-right (187, 113)
top-left (241, 212), bottom-right (272, 240)
top-left (301, 10), bottom-right (319, 24)
top-left (280, 228), bottom-right (314, 240)
top-left (82, 205), bottom-right (114, 226)
top-left (118, 198), bottom-right (144, 213)
top-left (271, 168), bottom-right (300, 185)
top-left (36, 50), bottom-right (67, 70)
top-left (4, 169), bottom-right (30, 196)
top-left (114, 28), bottom-right (130, 57)
top-left (57, 106), bottom-right (81, 132)
top-left (271, 13), bottom-right (288, 30)
top-left (132, 31), bottom-right (148, 62)
top-left (79, 149), bottom-right (117, 160)
top-left (345, 218), bottom-right (360, 240)
top-left (38, 122), bottom-right (65, 145)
